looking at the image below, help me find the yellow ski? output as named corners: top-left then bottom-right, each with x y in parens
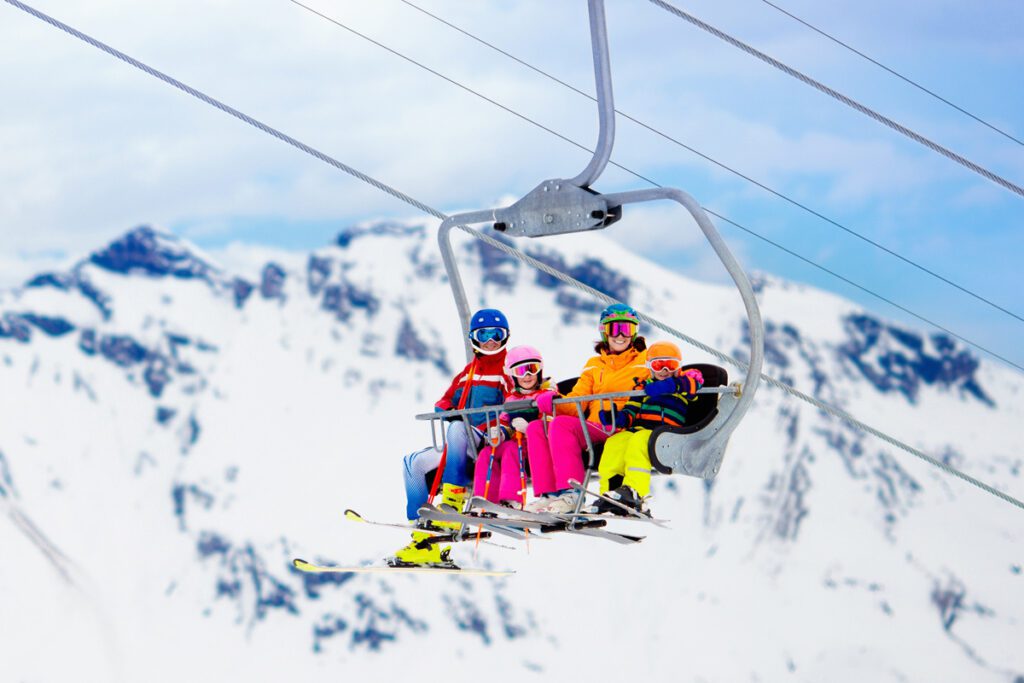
top-left (292, 558), bottom-right (513, 577)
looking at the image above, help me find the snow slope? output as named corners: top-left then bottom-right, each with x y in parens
top-left (1, 223), bottom-right (1021, 682)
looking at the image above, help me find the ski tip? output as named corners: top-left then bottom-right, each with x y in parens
top-left (292, 558), bottom-right (310, 570)
top-left (343, 509), bottom-right (364, 523)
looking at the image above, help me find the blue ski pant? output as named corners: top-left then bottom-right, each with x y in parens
top-left (402, 421), bottom-right (483, 520)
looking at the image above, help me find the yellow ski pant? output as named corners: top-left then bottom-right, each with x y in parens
top-left (598, 429), bottom-right (652, 497)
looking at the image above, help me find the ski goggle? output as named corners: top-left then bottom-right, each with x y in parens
top-left (647, 358), bottom-right (682, 373)
top-left (469, 326), bottom-right (508, 344)
top-left (603, 321), bottom-right (637, 338)
top-left (509, 361), bottom-right (542, 377)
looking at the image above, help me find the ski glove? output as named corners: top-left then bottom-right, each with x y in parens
top-left (534, 390), bottom-right (558, 416)
top-left (598, 409), bottom-right (630, 430)
top-left (644, 370), bottom-right (704, 398)
top-left (511, 417), bottom-right (529, 433)
top-left (643, 378), bottom-right (677, 397)
top-left (679, 368), bottom-right (704, 398)
top-left (486, 424), bottom-right (506, 446)
top-left (434, 398), bottom-right (453, 412)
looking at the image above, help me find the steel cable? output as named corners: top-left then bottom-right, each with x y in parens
top-left (758, 0), bottom-right (1024, 148)
top-left (288, 0), bottom-right (1023, 369)
top-left (648, 0), bottom-right (1024, 199)
top-left (5, 0), bottom-right (1022, 512)
top-left (394, 0), bottom-right (1024, 326)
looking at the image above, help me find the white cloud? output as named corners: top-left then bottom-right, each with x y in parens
top-left (1, 0), bottom-right (1019, 302)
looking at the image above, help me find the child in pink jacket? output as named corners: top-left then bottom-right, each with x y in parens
top-left (473, 346), bottom-right (550, 510)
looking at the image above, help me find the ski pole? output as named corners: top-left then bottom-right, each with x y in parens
top-left (515, 431), bottom-right (530, 552)
top-left (475, 414), bottom-right (501, 553)
top-left (427, 360), bottom-right (476, 507)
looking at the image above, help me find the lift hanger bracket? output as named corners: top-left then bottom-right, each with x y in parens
top-left (492, 179), bottom-right (622, 238)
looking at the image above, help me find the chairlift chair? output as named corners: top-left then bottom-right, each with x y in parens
top-left (425, 0), bottom-right (764, 485)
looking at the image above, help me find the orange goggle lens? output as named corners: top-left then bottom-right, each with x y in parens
top-left (648, 358), bottom-right (681, 372)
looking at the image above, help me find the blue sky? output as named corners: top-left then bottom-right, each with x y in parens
top-left (1, 0), bottom-right (1022, 367)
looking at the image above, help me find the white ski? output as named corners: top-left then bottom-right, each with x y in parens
top-left (568, 479), bottom-right (671, 528)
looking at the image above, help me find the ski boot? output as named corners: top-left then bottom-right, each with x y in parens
top-left (590, 485), bottom-right (650, 517)
top-left (387, 531), bottom-right (458, 569)
top-left (432, 483), bottom-right (469, 531)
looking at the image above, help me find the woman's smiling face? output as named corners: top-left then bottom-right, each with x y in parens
top-left (607, 333), bottom-right (631, 353)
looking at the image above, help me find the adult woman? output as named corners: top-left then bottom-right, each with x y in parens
top-left (524, 303), bottom-right (649, 513)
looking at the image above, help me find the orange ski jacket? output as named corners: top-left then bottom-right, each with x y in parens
top-left (556, 346), bottom-right (650, 422)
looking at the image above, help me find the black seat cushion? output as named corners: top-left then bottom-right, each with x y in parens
top-left (647, 364), bottom-right (729, 474)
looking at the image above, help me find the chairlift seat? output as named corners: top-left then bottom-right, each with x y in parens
top-left (647, 364), bottom-right (727, 474)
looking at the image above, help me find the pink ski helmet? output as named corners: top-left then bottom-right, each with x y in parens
top-left (503, 345), bottom-right (544, 378)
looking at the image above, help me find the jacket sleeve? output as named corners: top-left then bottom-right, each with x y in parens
top-left (619, 395), bottom-right (643, 428)
top-left (436, 362), bottom-right (470, 409)
top-left (555, 364), bottom-right (597, 416)
top-left (499, 389), bottom-right (515, 428)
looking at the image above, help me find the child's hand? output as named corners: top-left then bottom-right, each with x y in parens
top-left (643, 377), bottom-right (677, 397)
top-left (645, 370), bottom-right (704, 398)
top-left (679, 369), bottom-right (704, 398)
top-left (534, 390), bottom-right (558, 415)
top-left (511, 417), bottom-right (529, 433)
top-left (487, 425), bottom-right (505, 446)
top-left (598, 410), bottom-right (629, 429)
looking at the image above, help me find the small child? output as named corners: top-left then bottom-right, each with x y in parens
top-left (391, 309), bottom-right (512, 567)
top-left (473, 345), bottom-right (550, 510)
top-left (593, 341), bottom-right (702, 515)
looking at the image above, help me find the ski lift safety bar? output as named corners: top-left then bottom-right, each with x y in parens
top-left (434, 0), bottom-right (764, 480)
top-left (437, 193), bottom-right (764, 467)
top-left (416, 386), bottom-right (738, 462)
top-left (417, 386), bottom-right (737, 423)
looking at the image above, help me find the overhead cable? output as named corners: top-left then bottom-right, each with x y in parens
top-left (290, 0), bottom-right (1023, 370)
top-left (647, 0), bottom-right (1024, 200)
top-left (758, 0), bottom-right (1024, 148)
top-left (5, 0), bottom-right (1022, 512)
top-left (394, 0), bottom-right (1024, 327)
top-left (705, 209), bottom-right (1024, 373)
top-left (465, 224), bottom-right (1024, 515)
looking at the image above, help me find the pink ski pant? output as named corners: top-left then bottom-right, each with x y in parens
top-left (474, 440), bottom-right (528, 504)
top-left (525, 415), bottom-right (610, 496)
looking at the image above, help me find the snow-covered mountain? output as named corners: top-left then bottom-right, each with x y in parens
top-left (1, 223), bottom-right (1021, 682)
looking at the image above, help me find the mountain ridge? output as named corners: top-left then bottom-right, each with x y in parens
top-left (1, 221), bottom-right (1021, 682)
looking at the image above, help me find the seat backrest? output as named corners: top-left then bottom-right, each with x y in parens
top-left (647, 363), bottom-right (729, 474)
top-left (556, 376), bottom-right (580, 396)
top-left (678, 363), bottom-right (728, 426)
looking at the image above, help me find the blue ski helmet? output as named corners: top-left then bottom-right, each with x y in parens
top-left (469, 308), bottom-right (509, 332)
top-left (468, 308), bottom-right (510, 354)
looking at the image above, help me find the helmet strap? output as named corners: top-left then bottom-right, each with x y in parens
top-left (472, 340), bottom-right (507, 356)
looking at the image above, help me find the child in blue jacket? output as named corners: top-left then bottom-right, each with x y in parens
top-left (399, 309), bottom-right (511, 518)
top-left (593, 340), bottom-right (702, 515)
